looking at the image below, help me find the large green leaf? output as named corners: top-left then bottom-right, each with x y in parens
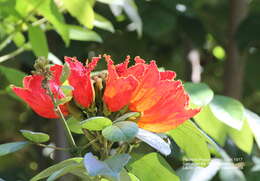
top-left (94, 13), bottom-right (115, 32)
top-left (0, 141), bottom-right (29, 157)
top-left (168, 120), bottom-right (210, 165)
top-left (102, 121), bottom-right (138, 142)
top-left (245, 109), bottom-right (260, 149)
top-left (68, 25), bottom-right (102, 42)
top-left (184, 82), bottom-right (214, 107)
top-left (62, 0), bottom-right (94, 29)
top-left (136, 128), bottom-right (171, 156)
top-left (194, 106), bottom-right (227, 145)
top-left (209, 95), bottom-right (244, 130)
top-left (127, 152), bottom-right (179, 181)
top-left (67, 117), bottom-right (83, 134)
top-left (13, 32), bottom-right (25, 47)
top-left (30, 157), bottom-right (83, 181)
top-left (0, 65), bottom-right (26, 87)
top-left (228, 119), bottom-right (253, 154)
top-left (84, 152), bottom-right (131, 181)
top-left (28, 25), bottom-right (49, 57)
top-left (81, 116), bottom-right (112, 131)
top-left (25, 0), bottom-right (69, 45)
top-left (20, 130), bottom-right (50, 143)
top-left (47, 163), bottom-right (84, 181)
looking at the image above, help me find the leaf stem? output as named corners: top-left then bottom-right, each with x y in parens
top-left (36, 143), bottom-right (68, 151)
top-left (0, 44), bottom-right (26, 63)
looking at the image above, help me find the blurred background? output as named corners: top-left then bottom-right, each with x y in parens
top-left (0, 0), bottom-right (260, 180)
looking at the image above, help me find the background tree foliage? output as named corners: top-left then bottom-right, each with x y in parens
top-left (0, 0), bottom-right (260, 180)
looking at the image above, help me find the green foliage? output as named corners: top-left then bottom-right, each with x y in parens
top-left (68, 25), bottom-right (103, 42)
top-left (184, 82), bottom-right (214, 107)
top-left (127, 152), bottom-right (180, 181)
top-left (25, 0), bottom-right (70, 45)
top-left (168, 120), bottom-right (211, 165)
top-left (0, 141), bottom-right (29, 157)
top-left (62, 0), bottom-right (94, 29)
top-left (84, 152), bottom-right (131, 180)
top-left (20, 130), bottom-right (50, 143)
top-left (102, 121), bottom-right (138, 142)
top-left (209, 95), bottom-right (244, 130)
top-left (81, 116), bottom-right (112, 131)
top-left (28, 26), bottom-right (49, 57)
top-left (30, 157), bottom-right (83, 181)
top-left (136, 128), bottom-right (171, 156)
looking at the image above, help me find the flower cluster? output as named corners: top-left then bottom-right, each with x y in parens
top-left (12, 55), bottom-right (199, 133)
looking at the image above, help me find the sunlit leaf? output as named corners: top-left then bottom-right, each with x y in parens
top-left (20, 130), bottom-right (50, 143)
top-left (94, 13), bottom-right (115, 32)
top-left (25, 0), bottom-right (69, 45)
top-left (184, 82), bottom-right (214, 107)
top-left (68, 25), bottom-right (102, 42)
top-left (194, 106), bottom-right (227, 145)
top-left (28, 25), bottom-right (49, 57)
top-left (62, 0), bottom-right (94, 29)
top-left (209, 95), bottom-right (244, 130)
top-left (127, 152), bottom-right (179, 181)
top-left (81, 116), bottom-right (112, 131)
top-left (245, 109), bottom-right (260, 149)
top-left (136, 128), bottom-right (171, 156)
top-left (168, 120), bottom-right (210, 165)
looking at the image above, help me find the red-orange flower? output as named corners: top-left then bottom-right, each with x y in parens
top-left (103, 55), bottom-right (200, 133)
top-left (11, 65), bottom-right (68, 119)
top-left (65, 56), bottom-right (100, 108)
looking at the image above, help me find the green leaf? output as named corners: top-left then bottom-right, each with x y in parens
top-left (228, 119), bottom-right (253, 154)
top-left (62, 0), bottom-right (94, 29)
top-left (114, 112), bottom-right (141, 122)
top-left (0, 141), bottom-right (29, 157)
top-left (136, 128), bottom-right (171, 156)
top-left (28, 26), bottom-right (49, 57)
top-left (25, 0), bottom-right (69, 45)
top-left (168, 120), bottom-right (210, 165)
top-left (94, 13), bottom-right (115, 32)
top-left (245, 109), bottom-right (260, 149)
top-left (30, 157), bottom-right (83, 181)
top-left (67, 117), bottom-right (83, 134)
top-left (184, 82), bottom-right (214, 107)
top-left (13, 32), bottom-right (25, 47)
top-left (194, 106), bottom-right (228, 145)
top-left (102, 121), bottom-right (138, 142)
top-left (209, 95), bottom-right (244, 130)
top-left (68, 25), bottom-right (102, 42)
top-left (127, 152), bottom-right (179, 181)
top-left (84, 152), bottom-right (131, 180)
top-left (20, 130), bottom-right (50, 143)
top-left (47, 163), bottom-right (84, 181)
top-left (0, 65), bottom-right (26, 87)
top-left (81, 116), bottom-right (112, 131)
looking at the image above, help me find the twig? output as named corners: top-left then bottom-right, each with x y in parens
top-left (37, 143), bottom-right (68, 151)
top-left (0, 44), bottom-right (26, 63)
